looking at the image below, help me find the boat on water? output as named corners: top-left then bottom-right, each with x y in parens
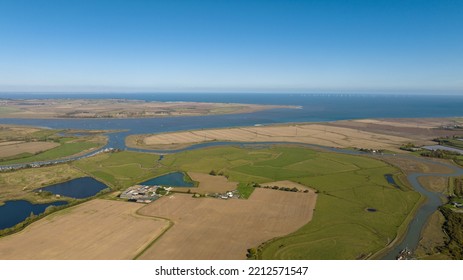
top-left (396, 247), bottom-right (412, 260)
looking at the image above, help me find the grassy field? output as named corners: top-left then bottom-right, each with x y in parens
top-left (73, 145), bottom-right (420, 259)
top-left (0, 125), bottom-right (107, 165)
top-left (72, 151), bottom-right (161, 189)
top-left (0, 141), bottom-right (60, 159)
top-left (0, 137), bottom-right (105, 165)
top-left (0, 164), bottom-right (86, 204)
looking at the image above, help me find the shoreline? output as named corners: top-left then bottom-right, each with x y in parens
top-left (125, 117), bottom-right (463, 153)
top-left (0, 98), bottom-right (298, 119)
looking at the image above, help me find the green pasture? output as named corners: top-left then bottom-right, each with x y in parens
top-left (0, 137), bottom-right (103, 165)
top-left (72, 151), bottom-right (161, 188)
top-left (72, 144), bottom-right (420, 259)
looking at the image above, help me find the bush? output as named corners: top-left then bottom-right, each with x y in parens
top-left (246, 248), bottom-right (257, 259)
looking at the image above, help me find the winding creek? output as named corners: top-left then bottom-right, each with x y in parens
top-left (1, 111), bottom-right (463, 258)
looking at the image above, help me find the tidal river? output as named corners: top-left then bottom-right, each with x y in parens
top-left (2, 93), bottom-right (463, 258)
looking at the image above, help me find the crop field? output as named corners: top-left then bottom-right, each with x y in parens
top-left (73, 145), bottom-right (420, 259)
top-left (172, 172), bottom-right (238, 194)
top-left (0, 137), bottom-right (105, 165)
top-left (0, 141), bottom-right (59, 158)
top-left (137, 188), bottom-right (316, 259)
top-left (0, 125), bottom-right (44, 139)
top-left (126, 123), bottom-right (413, 152)
top-left (0, 124), bottom-right (107, 165)
top-left (0, 199), bottom-right (169, 259)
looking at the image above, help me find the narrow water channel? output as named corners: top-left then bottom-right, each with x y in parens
top-left (132, 141), bottom-right (463, 259)
top-left (2, 133), bottom-right (461, 259)
top-left (380, 156), bottom-right (463, 259)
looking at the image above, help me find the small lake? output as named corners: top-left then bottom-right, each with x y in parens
top-left (40, 177), bottom-right (109, 199)
top-left (384, 174), bottom-right (401, 189)
top-left (0, 200), bottom-right (68, 230)
top-left (140, 172), bottom-right (194, 187)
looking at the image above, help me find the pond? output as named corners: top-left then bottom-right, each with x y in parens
top-left (140, 171), bottom-right (194, 187)
top-left (384, 174), bottom-right (400, 189)
top-left (39, 177), bottom-right (109, 199)
top-left (0, 200), bottom-right (68, 230)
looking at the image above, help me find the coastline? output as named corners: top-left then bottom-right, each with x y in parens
top-left (125, 117), bottom-right (463, 153)
top-left (0, 98), bottom-right (298, 119)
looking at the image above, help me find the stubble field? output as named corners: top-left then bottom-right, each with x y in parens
top-left (0, 199), bottom-right (169, 259)
top-left (137, 188), bottom-right (317, 259)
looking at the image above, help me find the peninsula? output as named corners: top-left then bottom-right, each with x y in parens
top-left (0, 98), bottom-right (297, 119)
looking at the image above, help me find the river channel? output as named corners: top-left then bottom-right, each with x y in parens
top-left (1, 111), bottom-right (462, 258)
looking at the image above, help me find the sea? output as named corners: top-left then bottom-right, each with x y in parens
top-left (1, 93), bottom-right (463, 149)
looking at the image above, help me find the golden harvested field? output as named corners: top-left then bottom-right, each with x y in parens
top-left (0, 141), bottom-right (24, 146)
top-left (137, 188), bottom-right (317, 260)
top-left (331, 118), bottom-right (463, 141)
top-left (0, 125), bottom-right (41, 137)
top-left (128, 123), bottom-right (413, 152)
top-left (0, 141), bottom-right (59, 158)
top-left (128, 118), bottom-right (463, 152)
top-left (0, 199), bottom-right (169, 259)
top-left (172, 172), bottom-right (238, 194)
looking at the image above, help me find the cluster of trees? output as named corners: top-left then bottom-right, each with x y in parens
top-left (400, 142), bottom-right (420, 152)
top-left (251, 182), bottom-right (307, 193)
top-left (208, 170), bottom-right (228, 178)
top-left (453, 178), bottom-right (463, 198)
top-left (420, 149), bottom-right (460, 159)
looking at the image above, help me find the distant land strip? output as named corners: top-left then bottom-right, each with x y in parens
top-left (0, 98), bottom-right (298, 119)
top-left (126, 118), bottom-right (463, 153)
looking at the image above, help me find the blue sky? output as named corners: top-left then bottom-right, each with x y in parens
top-left (0, 0), bottom-right (462, 93)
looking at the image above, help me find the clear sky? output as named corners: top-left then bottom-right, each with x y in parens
top-left (0, 0), bottom-right (462, 93)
